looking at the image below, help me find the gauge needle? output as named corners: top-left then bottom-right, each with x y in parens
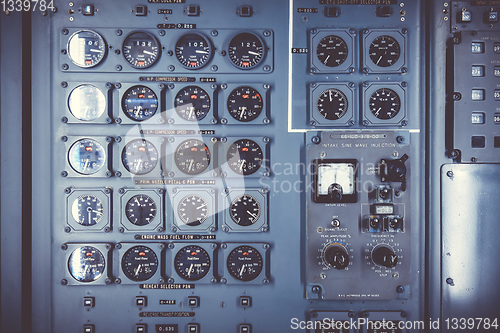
top-left (188, 107), bottom-right (195, 119)
top-left (324, 55), bottom-right (330, 65)
top-left (188, 160), bottom-right (194, 172)
top-left (376, 55), bottom-right (382, 65)
top-left (84, 265), bottom-right (89, 277)
top-left (143, 50), bottom-right (156, 56)
top-left (92, 210), bottom-right (103, 216)
top-left (196, 204), bottom-right (207, 210)
top-left (239, 107), bottom-right (246, 119)
top-left (135, 264), bottom-right (142, 277)
top-left (187, 264), bottom-right (194, 278)
top-left (88, 211), bottom-right (92, 223)
top-left (248, 51), bottom-right (260, 56)
top-left (247, 211), bottom-right (258, 220)
top-left (137, 160), bottom-right (143, 172)
top-left (329, 90), bottom-right (333, 102)
top-left (83, 159), bottom-right (90, 171)
top-left (239, 264), bottom-right (246, 277)
top-left (240, 160), bottom-right (246, 171)
top-left (90, 49), bottom-right (103, 53)
top-left (196, 50), bottom-right (208, 54)
top-left (375, 107), bottom-right (381, 116)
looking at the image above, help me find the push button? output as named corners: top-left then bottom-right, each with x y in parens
top-left (82, 4), bottom-right (94, 16)
top-left (136, 324), bottom-right (147, 333)
top-left (238, 5), bottom-right (253, 17)
top-left (135, 5), bottom-right (147, 16)
top-left (188, 296), bottom-right (200, 307)
top-left (188, 323), bottom-right (200, 333)
top-left (186, 5), bottom-right (200, 16)
top-left (136, 296), bottom-right (147, 307)
top-left (240, 324), bottom-right (252, 333)
top-left (376, 6), bottom-right (392, 17)
top-left (325, 6), bottom-right (340, 17)
top-left (83, 324), bottom-right (94, 333)
top-left (485, 10), bottom-right (498, 23)
top-left (239, 296), bottom-right (252, 307)
top-left (459, 10), bottom-right (472, 23)
top-left (83, 297), bottom-right (95, 308)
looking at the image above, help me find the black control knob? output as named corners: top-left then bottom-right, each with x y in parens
top-left (372, 246), bottom-right (398, 268)
top-left (323, 243), bottom-right (349, 270)
top-left (328, 183), bottom-right (343, 201)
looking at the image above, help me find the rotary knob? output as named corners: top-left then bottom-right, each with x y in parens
top-left (371, 245), bottom-right (398, 268)
top-left (323, 243), bottom-right (350, 270)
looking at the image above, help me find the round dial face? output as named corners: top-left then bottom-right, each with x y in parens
top-left (121, 245), bottom-right (158, 282)
top-left (229, 194), bottom-right (261, 226)
top-left (122, 31), bottom-right (160, 69)
top-left (316, 35), bottom-right (348, 67)
top-left (68, 246), bottom-right (106, 282)
top-left (227, 86), bottom-right (263, 122)
top-left (174, 86), bottom-right (211, 121)
top-left (174, 139), bottom-right (210, 175)
top-left (369, 88), bottom-right (401, 119)
top-left (369, 35), bottom-right (401, 68)
top-left (71, 194), bottom-right (104, 226)
top-left (122, 139), bottom-right (158, 175)
top-left (177, 194), bottom-right (209, 226)
top-left (226, 139), bottom-right (263, 175)
top-left (174, 245), bottom-right (211, 281)
top-left (68, 85), bottom-right (106, 121)
top-left (122, 85), bottom-right (158, 121)
top-left (68, 138), bottom-right (106, 175)
top-left (175, 33), bottom-right (213, 69)
top-left (227, 245), bottom-right (263, 281)
top-left (125, 194), bottom-right (157, 226)
top-left (228, 32), bottom-right (265, 69)
top-left (316, 88), bottom-right (348, 120)
top-left (67, 30), bottom-right (106, 68)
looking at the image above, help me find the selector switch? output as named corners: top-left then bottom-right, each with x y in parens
top-left (323, 243), bottom-right (350, 270)
top-left (485, 10), bottom-right (498, 23)
top-left (372, 246), bottom-right (398, 268)
top-left (459, 10), bottom-right (472, 23)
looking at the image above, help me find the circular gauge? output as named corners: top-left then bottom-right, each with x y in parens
top-left (121, 245), bottom-right (158, 282)
top-left (227, 86), bottom-right (263, 122)
top-left (125, 194), bottom-right (157, 226)
top-left (68, 138), bottom-right (106, 175)
top-left (71, 194), bottom-right (104, 226)
top-left (227, 245), bottom-right (263, 281)
top-left (177, 194), bottom-right (209, 226)
top-left (174, 139), bottom-right (210, 175)
top-left (68, 246), bottom-right (106, 282)
top-left (317, 88), bottom-right (348, 120)
top-left (228, 32), bottom-right (265, 69)
top-left (175, 33), bottom-right (213, 69)
top-left (174, 86), bottom-right (211, 121)
top-left (122, 31), bottom-right (160, 69)
top-left (229, 194), bottom-right (261, 226)
top-left (369, 88), bottom-right (401, 119)
top-left (226, 139), bottom-right (263, 175)
top-left (121, 139), bottom-right (159, 175)
top-left (121, 85), bottom-right (158, 121)
top-left (174, 245), bottom-right (211, 281)
top-left (68, 85), bottom-right (106, 121)
top-left (369, 35), bottom-right (401, 68)
top-left (67, 30), bottom-right (107, 68)
top-left (316, 35), bottom-right (348, 67)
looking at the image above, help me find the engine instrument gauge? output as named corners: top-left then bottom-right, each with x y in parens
top-left (122, 31), bottom-right (160, 69)
top-left (67, 30), bottom-right (106, 68)
top-left (369, 88), bottom-right (401, 119)
top-left (175, 33), bottom-right (213, 69)
top-left (177, 194), bottom-right (209, 226)
top-left (229, 195), bottom-right (261, 226)
top-left (68, 246), bottom-right (106, 282)
top-left (227, 86), bottom-right (263, 122)
top-left (227, 245), bottom-right (263, 281)
top-left (174, 86), bottom-right (211, 121)
top-left (369, 35), bottom-right (401, 68)
top-left (174, 245), bottom-right (211, 281)
top-left (121, 245), bottom-right (158, 282)
top-left (316, 88), bottom-right (348, 120)
top-left (68, 138), bottom-right (106, 175)
top-left (68, 85), bottom-right (106, 121)
top-left (125, 194), bottom-right (157, 226)
top-left (71, 194), bottom-right (104, 226)
top-left (228, 32), bottom-right (265, 69)
top-left (174, 139), bottom-right (211, 175)
top-left (226, 139), bottom-right (263, 175)
top-left (121, 139), bottom-right (159, 175)
top-left (316, 35), bottom-right (348, 67)
top-left (122, 85), bottom-right (158, 121)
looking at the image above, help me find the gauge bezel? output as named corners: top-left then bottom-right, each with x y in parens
top-left (222, 188), bottom-right (269, 233)
top-left (221, 242), bottom-right (270, 285)
top-left (312, 159), bottom-right (359, 203)
top-left (227, 31), bottom-right (267, 70)
top-left (122, 30), bottom-right (161, 69)
top-left (65, 188), bottom-right (112, 232)
top-left (222, 83), bottom-right (270, 125)
top-left (175, 33), bottom-right (214, 70)
top-left (219, 137), bottom-right (270, 178)
top-left (169, 83), bottom-right (217, 125)
top-left (65, 83), bottom-right (111, 124)
top-left (115, 136), bottom-right (164, 178)
top-left (119, 188), bottom-right (165, 232)
top-left (167, 136), bottom-right (217, 178)
top-left (309, 82), bottom-right (355, 127)
top-left (62, 243), bottom-right (111, 286)
top-left (362, 29), bottom-right (406, 74)
top-left (66, 29), bottom-right (107, 69)
top-left (173, 139), bottom-right (212, 176)
top-left (171, 188), bottom-right (216, 232)
top-left (167, 242), bottom-right (216, 284)
top-left (310, 28), bottom-right (355, 74)
top-left (64, 136), bottom-right (110, 178)
top-left (120, 85), bottom-right (160, 123)
top-left (116, 83), bottom-right (164, 125)
top-left (115, 243), bottom-right (164, 284)
top-left (362, 82), bottom-right (407, 126)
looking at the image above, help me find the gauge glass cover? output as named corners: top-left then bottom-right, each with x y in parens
top-left (67, 30), bottom-right (106, 68)
top-left (177, 194), bottom-right (209, 226)
top-left (174, 245), bottom-right (211, 281)
top-left (68, 246), bottom-right (106, 282)
top-left (227, 86), bottom-right (263, 122)
top-left (226, 139), bottom-right (263, 175)
top-left (316, 88), bottom-right (348, 120)
top-left (122, 85), bottom-right (158, 121)
top-left (122, 31), bottom-right (160, 69)
top-left (316, 35), bottom-right (348, 67)
top-left (228, 32), bottom-right (265, 69)
top-left (227, 245), bottom-right (263, 281)
top-left (369, 88), bottom-right (401, 119)
top-left (174, 139), bottom-right (211, 175)
top-left (125, 194), bottom-right (157, 226)
top-left (68, 138), bottom-right (106, 175)
top-left (174, 86), bottom-right (211, 121)
top-left (229, 194), bottom-right (261, 226)
top-left (121, 139), bottom-right (159, 175)
top-left (369, 35), bottom-right (401, 68)
top-left (71, 194), bottom-right (104, 226)
top-left (68, 85), bottom-right (106, 121)
top-left (175, 33), bottom-right (213, 69)
top-left (121, 245), bottom-right (158, 282)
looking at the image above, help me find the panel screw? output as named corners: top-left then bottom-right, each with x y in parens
top-left (263, 30), bottom-right (271, 37)
top-left (61, 117), bottom-right (68, 123)
top-left (263, 279), bottom-right (270, 284)
top-left (118, 227), bottom-right (124, 233)
top-left (115, 171), bottom-right (122, 177)
top-left (116, 29), bottom-right (123, 36)
top-left (211, 65), bottom-right (218, 71)
top-left (104, 227), bottom-right (111, 233)
top-left (349, 28), bottom-right (356, 35)
top-left (471, 157), bottom-right (477, 162)
top-left (396, 136), bottom-right (404, 143)
top-left (61, 279), bottom-right (68, 285)
top-left (401, 120), bottom-right (408, 127)
top-left (61, 244), bottom-right (68, 250)
top-left (396, 285), bottom-right (405, 293)
top-left (348, 67), bottom-right (355, 73)
top-left (64, 227), bottom-right (71, 233)
top-left (311, 67), bottom-right (317, 73)
top-left (320, 273), bottom-right (327, 279)
top-left (210, 278), bottom-right (217, 284)
top-left (168, 278), bottom-right (174, 283)
top-left (220, 278), bottom-right (227, 284)
top-left (168, 65), bottom-right (175, 71)
top-left (311, 29), bottom-right (317, 34)
top-left (311, 312), bottom-right (318, 318)
top-left (62, 29), bottom-right (69, 35)
top-left (263, 65), bottom-right (271, 72)
top-left (311, 136), bottom-right (320, 144)
top-left (220, 50), bottom-right (226, 56)
top-left (362, 311), bottom-right (369, 317)
top-left (105, 278), bottom-right (112, 285)
top-left (447, 171), bottom-right (454, 178)
top-left (159, 30), bottom-right (166, 36)
top-left (221, 243), bottom-right (227, 249)
top-left (61, 81), bottom-right (68, 88)
top-left (211, 30), bottom-right (218, 36)
top-left (401, 311), bottom-right (407, 318)
top-left (114, 49), bottom-right (120, 55)
top-left (348, 311), bottom-right (355, 318)
top-left (115, 65), bottom-right (122, 71)
top-left (61, 171), bottom-right (68, 177)
top-left (311, 285), bottom-right (321, 293)
top-left (167, 83), bottom-right (175, 89)
top-left (115, 278), bottom-right (121, 284)
top-left (115, 83), bottom-right (122, 89)
top-left (62, 64), bottom-right (69, 70)
top-left (61, 49), bottom-right (67, 55)
top-left (168, 50), bottom-right (173, 56)
top-left (363, 120), bottom-right (370, 126)
top-left (402, 28), bottom-right (408, 34)
top-left (446, 278), bottom-right (454, 285)
top-left (348, 82), bottom-right (355, 88)
top-left (115, 136), bottom-right (122, 142)
top-left (348, 120), bottom-right (354, 126)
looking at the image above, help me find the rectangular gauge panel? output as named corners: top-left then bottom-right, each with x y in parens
top-left (166, 136), bottom-right (218, 178)
top-left (221, 187), bottom-right (269, 233)
top-left (166, 242), bottom-right (217, 285)
top-left (59, 243), bottom-right (112, 286)
top-left (65, 187), bottom-right (112, 232)
top-left (166, 83), bottom-right (219, 125)
top-left (220, 83), bottom-right (271, 125)
top-left (113, 135), bottom-right (165, 179)
top-left (362, 82), bottom-right (408, 127)
top-left (114, 242), bottom-right (165, 285)
top-left (169, 187), bottom-right (217, 233)
top-left (118, 188), bottom-right (165, 233)
top-left (115, 83), bottom-right (165, 125)
top-left (310, 82), bottom-right (356, 127)
top-left (63, 82), bottom-right (113, 124)
top-left (63, 136), bottom-right (113, 178)
top-left (218, 136), bottom-right (270, 178)
top-left (219, 242), bottom-right (270, 285)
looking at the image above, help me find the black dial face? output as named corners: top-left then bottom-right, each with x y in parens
top-left (121, 245), bottom-right (158, 282)
top-left (228, 32), bottom-right (265, 69)
top-left (316, 35), bottom-right (348, 67)
top-left (125, 194), bottom-right (157, 226)
top-left (68, 246), bottom-right (106, 282)
top-left (67, 30), bottom-right (106, 68)
top-left (369, 88), bottom-right (401, 119)
top-left (122, 31), bottom-right (160, 69)
top-left (369, 35), bottom-right (401, 68)
top-left (229, 194), bottom-right (261, 226)
top-left (71, 194), bottom-right (104, 226)
top-left (68, 138), bottom-right (106, 175)
top-left (174, 86), bottom-right (211, 121)
top-left (177, 194), bottom-right (209, 226)
top-left (317, 88), bottom-right (348, 120)
top-left (227, 86), bottom-right (263, 122)
top-left (122, 86), bottom-right (158, 121)
top-left (174, 139), bottom-right (211, 175)
top-left (226, 139), bottom-right (263, 175)
top-left (227, 245), bottom-right (263, 281)
top-left (174, 245), bottom-right (211, 281)
top-left (175, 33), bottom-right (212, 69)
top-left (122, 139), bottom-right (159, 175)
